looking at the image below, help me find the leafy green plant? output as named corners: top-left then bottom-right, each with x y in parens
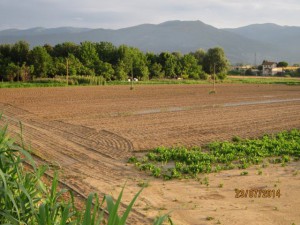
top-left (240, 171), bottom-right (248, 176)
top-left (0, 120), bottom-right (172, 225)
top-left (129, 129), bottom-right (300, 179)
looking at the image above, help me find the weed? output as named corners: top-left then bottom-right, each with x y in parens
top-left (240, 171), bottom-right (248, 176)
top-left (206, 216), bottom-right (214, 221)
top-left (137, 180), bottom-right (149, 188)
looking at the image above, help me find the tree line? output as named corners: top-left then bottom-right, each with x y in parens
top-left (0, 40), bottom-right (230, 82)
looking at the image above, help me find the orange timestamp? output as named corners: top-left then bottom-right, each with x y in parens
top-left (235, 189), bottom-right (281, 198)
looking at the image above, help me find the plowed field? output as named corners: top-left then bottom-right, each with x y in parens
top-left (1, 84), bottom-right (300, 224)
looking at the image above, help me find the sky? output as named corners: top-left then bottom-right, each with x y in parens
top-left (0, 0), bottom-right (300, 30)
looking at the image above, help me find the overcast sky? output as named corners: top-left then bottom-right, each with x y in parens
top-left (0, 0), bottom-right (299, 30)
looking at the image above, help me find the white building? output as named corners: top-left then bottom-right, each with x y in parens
top-left (262, 61), bottom-right (282, 75)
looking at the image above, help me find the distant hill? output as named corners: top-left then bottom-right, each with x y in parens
top-left (1, 21), bottom-right (299, 64)
top-left (224, 23), bottom-right (300, 64)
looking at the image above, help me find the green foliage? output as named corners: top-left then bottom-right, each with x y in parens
top-left (203, 47), bottom-right (230, 76)
top-left (0, 122), bottom-right (172, 225)
top-left (227, 76), bottom-right (300, 85)
top-left (277, 61), bottom-right (288, 67)
top-left (180, 54), bottom-right (203, 79)
top-left (129, 129), bottom-right (300, 179)
top-left (240, 171), bottom-right (248, 176)
top-left (29, 46), bottom-right (53, 78)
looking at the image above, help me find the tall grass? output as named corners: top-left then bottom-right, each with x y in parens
top-left (0, 119), bottom-right (172, 224)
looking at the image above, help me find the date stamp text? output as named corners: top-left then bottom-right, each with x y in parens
top-left (235, 189), bottom-right (281, 198)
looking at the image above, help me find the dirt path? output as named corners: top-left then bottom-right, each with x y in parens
top-left (0, 84), bottom-right (299, 224)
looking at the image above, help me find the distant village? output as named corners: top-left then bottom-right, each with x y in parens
top-left (231, 60), bottom-right (300, 77)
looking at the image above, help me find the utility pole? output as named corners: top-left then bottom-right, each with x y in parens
top-left (130, 62), bottom-right (134, 90)
top-left (213, 63), bottom-right (216, 92)
top-left (66, 58), bottom-right (69, 86)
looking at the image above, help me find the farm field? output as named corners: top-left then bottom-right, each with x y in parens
top-left (0, 83), bottom-right (300, 224)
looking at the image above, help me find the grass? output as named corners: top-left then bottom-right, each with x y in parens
top-left (0, 119), bottom-right (172, 224)
top-left (1, 75), bottom-right (299, 88)
top-left (129, 129), bottom-right (300, 180)
top-left (227, 76), bottom-right (300, 85)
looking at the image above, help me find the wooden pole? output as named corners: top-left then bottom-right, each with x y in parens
top-left (213, 63), bottom-right (216, 92)
top-left (66, 58), bottom-right (69, 86)
top-left (131, 62), bottom-right (133, 90)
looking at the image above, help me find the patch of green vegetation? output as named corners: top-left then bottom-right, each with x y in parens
top-left (227, 76), bottom-right (300, 85)
top-left (1, 75), bottom-right (300, 88)
top-left (240, 171), bottom-right (249, 176)
top-left (0, 119), bottom-right (172, 225)
top-left (129, 129), bottom-right (300, 179)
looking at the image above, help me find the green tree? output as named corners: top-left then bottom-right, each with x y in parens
top-left (5, 63), bottom-right (20, 81)
top-left (11, 41), bottom-right (30, 65)
top-left (79, 41), bottom-right (99, 70)
top-left (150, 62), bottom-right (164, 79)
top-left (43, 44), bottom-right (54, 56)
top-left (277, 61), bottom-right (288, 67)
top-left (96, 61), bottom-right (114, 80)
top-left (245, 68), bottom-right (253, 76)
top-left (0, 46), bottom-right (12, 81)
top-left (95, 42), bottom-right (118, 64)
top-left (52, 42), bottom-right (79, 58)
top-left (114, 60), bottom-right (128, 81)
top-left (29, 46), bottom-right (53, 78)
top-left (117, 45), bottom-right (134, 75)
top-left (117, 45), bottom-right (149, 80)
top-left (203, 47), bottom-right (229, 79)
top-left (190, 49), bottom-right (206, 65)
top-left (159, 52), bottom-right (177, 78)
top-left (0, 44), bottom-right (11, 60)
top-left (181, 54), bottom-right (203, 79)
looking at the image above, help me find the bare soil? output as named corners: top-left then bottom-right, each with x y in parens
top-left (0, 83), bottom-right (299, 224)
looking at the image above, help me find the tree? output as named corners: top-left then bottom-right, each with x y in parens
top-left (277, 61), bottom-right (288, 67)
top-left (29, 46), bottom-right (52, 78)
top-left (117, 45), bottom-right (133, 75)
top-left (203, 47), bottom-right (230, 79)
top-left (149, 62), bottom-right (164, 79)
top-left (114, 60), bottom-right (128, 81)
top-left (117, 45), bottom-right (149, 80)
top-left (158, 52), bottom-right (177, 78)
top-left (11, 41), bottom-right (30, 65)
top-left (96, 61), bottom-right (114, 80)
top-left (43, 44), bottom-right (54, 56)
top-left (6, 63), bottom-right (20, 81)
top-left (245, 68), bottom-right (253, 76)
top-left (190, 49), bottom-right (205, 65)
top-left (181, 54), bottom-right (202, 79)
top-left (0, 44), bottom-right (11, 60)
top-left (52, 42), bottom-right (79, 58)
top-left (78, 41), bottom-right (99, 70)
top-left (95, 42), bottom-right (118, 64)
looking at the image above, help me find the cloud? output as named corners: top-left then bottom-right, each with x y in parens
top-left (0, 0), bottom-right (299, 30)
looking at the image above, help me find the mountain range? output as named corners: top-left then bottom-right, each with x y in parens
top-left (1, 20), bottom-right (299, 64)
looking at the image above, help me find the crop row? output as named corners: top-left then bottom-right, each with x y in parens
top-left (128, 129), bottom-right (300, 179)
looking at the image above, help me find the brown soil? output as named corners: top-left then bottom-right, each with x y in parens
top-left (0, 84), bottom-right (299, 224)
